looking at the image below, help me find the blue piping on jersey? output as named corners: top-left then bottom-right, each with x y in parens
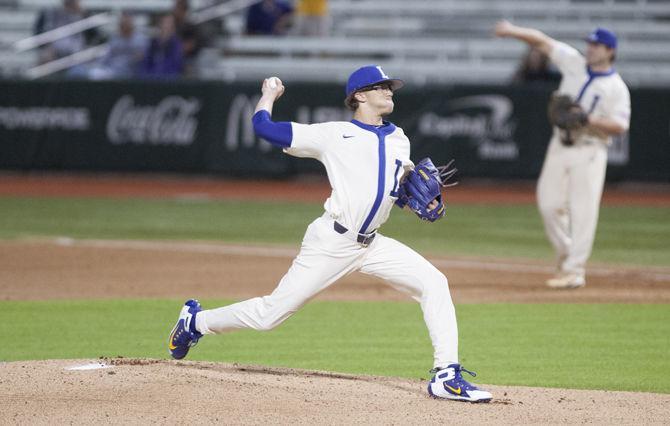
top-left (351, 119), bottom-right (397, 235)
top-left (252, 110), bottom-right (293, 148)
top-left (588, 95), bottom-right (601, 113)
top-left (575, 66), bottom-right (616, 102)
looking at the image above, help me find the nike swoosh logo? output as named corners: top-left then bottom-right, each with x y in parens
top-left (445, 384), bottom-right (462, 395)
top-left (168, 326), bottom-right (178, 350)
top-left (342, 135), bottom-right (355, 139)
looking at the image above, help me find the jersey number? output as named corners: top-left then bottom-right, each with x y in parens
top-left (389, 159), bottom-right (403, 197)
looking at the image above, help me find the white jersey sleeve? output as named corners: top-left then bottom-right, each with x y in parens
top-left (282, 122), bottom-right (329, 159)
top-left (549, 40), bottom-right (586, 77)
top-left (607, 81), bottom-right (631, 131)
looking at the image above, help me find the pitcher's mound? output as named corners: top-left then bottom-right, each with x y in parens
top-left (2, 358), bottom-right (668, 424)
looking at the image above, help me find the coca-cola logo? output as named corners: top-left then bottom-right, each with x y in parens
top-left (106, 95), bottom-right (200, 145)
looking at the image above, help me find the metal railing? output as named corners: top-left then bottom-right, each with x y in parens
top-left (11, 0), bottom-right (257, 79)
top-left (13, 12), bottom-right (112, 52)
top-left (192, 0), bottom-right (257, 25)
top-left (12, 11), bottom-right (112, 79)
top-left (26, 44), bottom-right (110, 79)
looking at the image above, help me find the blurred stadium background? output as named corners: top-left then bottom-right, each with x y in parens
top-left (0, 0), bottom-right (669, 183)
top-left (1, 3), bottom-right (669, 418)
top-left (2, 0), bottom-right (670, 84)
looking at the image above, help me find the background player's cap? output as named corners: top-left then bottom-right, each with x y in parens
top-left (346, 65), bottom-right (404, 97)
top-left (585, 27), bottom-right (617, 49)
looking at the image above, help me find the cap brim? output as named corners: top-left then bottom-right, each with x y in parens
top-left (358, 78), bottom-right (405, 92)
top-left (388, 79), bottom-right (404, 91)
top-left (584, 37), bottom-right (615, 48)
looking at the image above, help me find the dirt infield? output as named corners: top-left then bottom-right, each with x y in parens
top-left (1, 239), bottom-right (669, 423)
top-left (2, 174), bottom-right (669, 424)
top-left (2, 359), bottom-right (669, 425)
top-left (1, 239), bottom-right (669, 303)
top-left (1, 172), bottom-right (669, 206)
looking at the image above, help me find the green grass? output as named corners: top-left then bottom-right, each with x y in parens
top-left (1, 196), bottom-right (668, 393)
top-left (0, 197), bottom-right (668, 266)
top-left (3, 299), bottom-right (669, 393)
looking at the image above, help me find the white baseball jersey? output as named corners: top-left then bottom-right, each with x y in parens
top-left (537, 40), bottom-right (631, 281)
top-left (550, 40), bottom-right (631, 145)
top-left (285, 119), bottom-right (413, 234)
top-left (196, 118), bottom-right (460, 369)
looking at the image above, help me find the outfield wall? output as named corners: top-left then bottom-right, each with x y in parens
top-left (0, 80), bottom-right (668, 181)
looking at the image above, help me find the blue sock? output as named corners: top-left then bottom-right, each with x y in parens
top-left (189, 312), bottom-right (199, 335)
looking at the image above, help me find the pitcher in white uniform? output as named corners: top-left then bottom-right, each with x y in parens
top-left (167, 65), bottom-right (492, 402)
top-left (495, 22), bottom-right (631, 289)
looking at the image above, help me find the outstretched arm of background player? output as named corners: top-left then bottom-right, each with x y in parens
top-left (494, 20), bottom-right (554, 57)
top-left (252, 77), bottom-right (292, 148)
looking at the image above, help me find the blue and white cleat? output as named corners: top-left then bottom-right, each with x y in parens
top-left (168, 299), bottom-right (203, 360)
top-left (428, 364), bottom-right (492, 403)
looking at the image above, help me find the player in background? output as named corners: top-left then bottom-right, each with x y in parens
top-left (167, 65), bottom-right (492, 403)
top-left (495, 21), bottom-right (631, 289)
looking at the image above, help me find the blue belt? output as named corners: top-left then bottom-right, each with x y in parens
top-left (333, 221), bottom-right (376, 246)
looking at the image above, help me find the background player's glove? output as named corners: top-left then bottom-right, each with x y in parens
top-left (547, 93), bottom-right (589, 146)
top-left (548, 93), bottom-right (588, 130)
top-left (397, 158), bottom-right (457, 222)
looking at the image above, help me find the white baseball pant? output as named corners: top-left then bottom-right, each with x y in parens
top-left (196, 213), bottom-right (459, 368)
top-left (537, 139), bottom-right (608, 278)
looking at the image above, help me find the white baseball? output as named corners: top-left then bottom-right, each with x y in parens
top-left (267, 76), bottom-right (280, 89)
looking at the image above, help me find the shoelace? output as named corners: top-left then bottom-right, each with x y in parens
top-left (429, 365), bottom-right (477, 378)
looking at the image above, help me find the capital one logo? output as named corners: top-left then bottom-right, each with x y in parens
top-left (106, 95), bottom-right (200, 145)
top-left (418, 95), bottom-right (519, 160)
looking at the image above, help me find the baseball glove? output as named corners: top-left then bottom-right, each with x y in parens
top-left (547, 93), bottom-right (589, 146)
top-left (396, 158), bottom-right (458, 222)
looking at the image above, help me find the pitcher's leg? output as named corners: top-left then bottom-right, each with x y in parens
top-left (563, 146), bottom-right (607, 277)
top-left (359, 235), bottom-right (458, 368)
top-left (197, 219), bottom-right (360, 334)
top-left (537, 146), bottom-right (571, 270)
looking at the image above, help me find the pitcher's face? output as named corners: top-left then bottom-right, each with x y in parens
top-left (359, 83), bottom-right (395, 115)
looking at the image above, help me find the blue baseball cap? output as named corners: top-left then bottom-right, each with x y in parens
top-left (345, 65), bottom-right (404, 97)
top-left (585, 27), bottom-right (617, 49)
